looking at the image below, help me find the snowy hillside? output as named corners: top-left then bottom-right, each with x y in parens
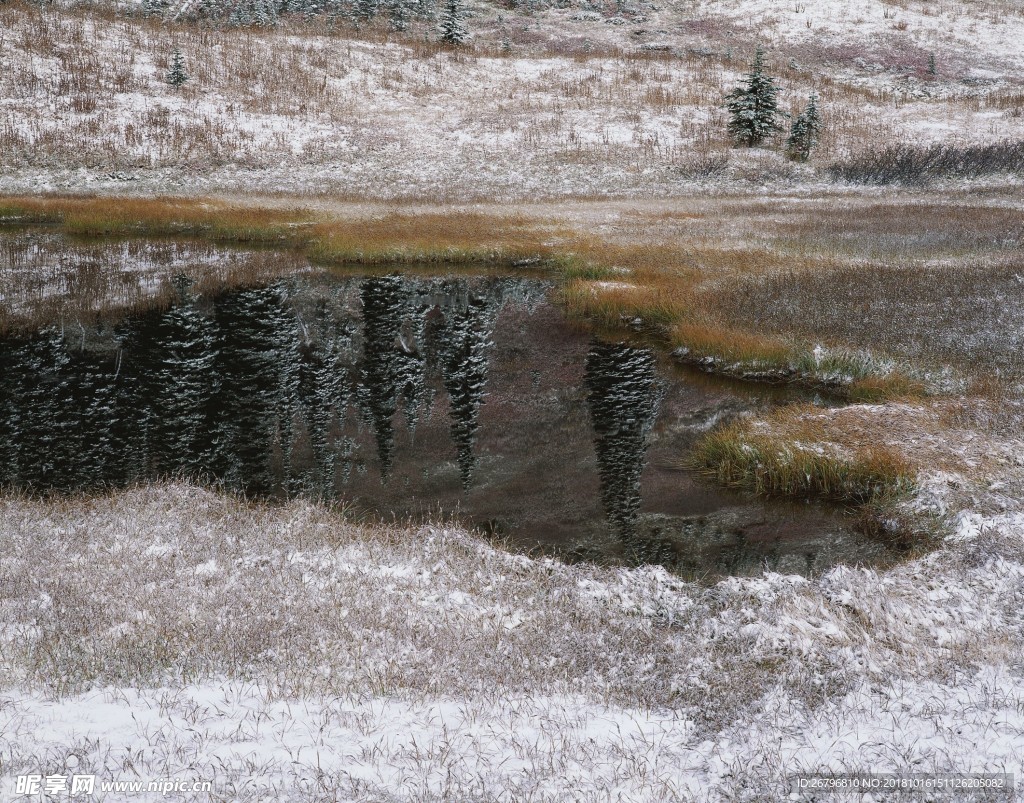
top-left (0, 0), bottom-right (1021, 198)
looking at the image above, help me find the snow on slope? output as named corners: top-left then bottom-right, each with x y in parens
top-left (1, 485), bottom-right (1023, 800)
top-left (1, 1), bottom-right (1023, 199)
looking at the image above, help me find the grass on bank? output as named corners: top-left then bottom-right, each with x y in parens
top-left (691, 412), bottom-right (917, 504)
top-left (0, 196), bottom-right (568, 265)
top-left (0, 194), bottom-right (935, 402)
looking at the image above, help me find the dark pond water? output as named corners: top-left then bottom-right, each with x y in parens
top-left (0, 264), bottom-right (901, 578)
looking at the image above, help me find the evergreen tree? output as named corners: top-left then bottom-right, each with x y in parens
top-left (228, 1), bottom-right (253, 24)
top-left (725, 46), bottom-right (782, 147)
top-left (439, 0), bottom-right (468, 45)
top-left (166, 48), bottom-right (190, 88)
top-left (387, 0), bottom-right (411, 30)
top-left (786, 93), bottom-right (821, 162)
top-left (353, 0), bottom-right (378, 22)
top-left (251, 0), bottom-right (279, 25)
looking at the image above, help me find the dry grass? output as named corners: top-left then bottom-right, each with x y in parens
top-left (0, 196), bottom-right (312, 238)
top-left (4, 191), bottom-right (1022, 396)
top-left (711, 259), bottom-right (1024, 377)
top-left (692, 394), bottom-right (1024, 521)
top-left (671, 321), bottom-right (794, 367)
top-left (0, 195), bottom-right (566, 260)
top-left (691, 409), bottom-right (918, 503)
top-left (307, 211), bottom-right (568, 265)
top-left (1, 482), bottom-right (1023, 800)
top-left (3, 0), bottom-right (1024, 200)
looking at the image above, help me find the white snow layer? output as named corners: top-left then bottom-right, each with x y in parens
top-left (0, 486), bottom-right (1022, 801)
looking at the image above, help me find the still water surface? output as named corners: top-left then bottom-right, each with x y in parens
top-left (0, 264), bottom-right (899, 577)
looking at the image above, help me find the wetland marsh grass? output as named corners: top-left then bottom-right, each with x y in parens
top-left (0, 197), bottom-right (567, 265)
top-left (691, 412), bottom-right (917, 504)
top-left (1, 193), bottom-right (1011, 400)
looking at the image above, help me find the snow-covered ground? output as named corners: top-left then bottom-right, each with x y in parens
top-left (1, 484), bottom-right (1022, 800)
top-left (3, 0), bottom-right (1024, 798)
top-left (1, 0), bottom-right (1022, 199)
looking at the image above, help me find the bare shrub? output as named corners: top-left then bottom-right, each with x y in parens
top-left (828, 140), bottom-right (1024, 185)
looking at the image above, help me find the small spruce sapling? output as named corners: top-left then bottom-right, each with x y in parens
top-left (786, 93), bottom-right (821, 162)
top-left (725, 46), bottom-right (782, 147)
top-left (166, 48), bottom-right (190, 88)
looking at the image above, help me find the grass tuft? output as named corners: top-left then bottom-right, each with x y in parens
top-left (672, 322), bottom-right (795, 367)
top-left (691, 416), bottom-right (917, 503)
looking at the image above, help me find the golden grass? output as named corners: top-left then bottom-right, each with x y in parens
top-left (0, 196), bottom-right (309, 240)
top-left (672, 322), bottom-right (794, 366)
top-left (847, 374), bottom-right (928, 403)
top-left (307, 212), bottom-right (566, 266)
top-left (2, 192), bottom-right (1012, 401)
top-left (691, 410), bottom-right (917, 503)
top-left (0, 196), bottom-right (567, 265)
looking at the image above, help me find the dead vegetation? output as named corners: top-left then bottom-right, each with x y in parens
top-left (2, 0), bottom-right (1024, 199)
top-left (5, 191), bottom-right (1023, 390)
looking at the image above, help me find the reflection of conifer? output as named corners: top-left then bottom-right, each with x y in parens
top-left (0, 274), bottom-right (520, 499)
top-left (269, 284), bottom-right (302, 490)
top-left (584, 341), bottom-right (661, 563)
top-left (296, 302), bottom-right (348, 498)
top-left (1, 330), bottom-right (74, 488)
top-left (0, 341), bottom-right (17, 486)
top-left (212, 284), bottom-right (296, 494)
top-left (396, 306), bottom-right (428, 438)
top-left (153, 275), bottom-right (218, 477)
top-left (114, 311), bottom-right (164, 482)
top-left (438, 294), bottom-right (494, 490)
top-left (70, 345), bottom-right (122, 485)
top-left (358, 276), bottom-right (417, 482)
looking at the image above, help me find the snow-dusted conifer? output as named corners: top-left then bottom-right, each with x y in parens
top-left (786, 93), bottom-right (821, 162)
top-left (387, 0), bottom-right (411, 30)
top-left (353, 0), bottom-right (379, 22)
top-left (725, 46), bottom-right (781, 147)
top-left (251, 0), bottom-right (279, 25)
top-left (439, 0), bottom-right (468, 45)
top-left (166, 48), bottom-right (190, 87)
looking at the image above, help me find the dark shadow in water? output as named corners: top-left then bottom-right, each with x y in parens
top-left (0, 271), bottom-right (902, 578)
top-left (584, 341), bottom-right (663, 565)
